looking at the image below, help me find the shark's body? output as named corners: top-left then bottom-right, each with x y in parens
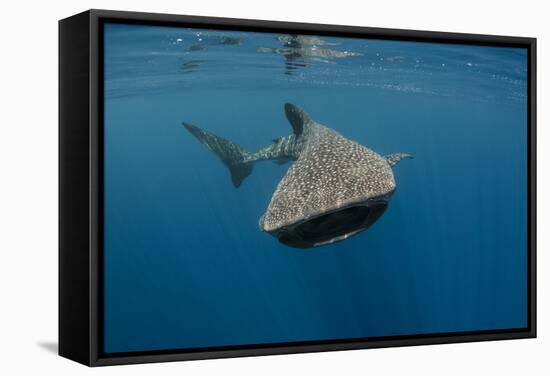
top-left (183, 103), bottom-right (411, 248)
top-left (257, 34), bottom-right (362, 75)
top-left (277, 34), bottom-right (338, 47)
top-left (187, 35), bottom-right (242, 52)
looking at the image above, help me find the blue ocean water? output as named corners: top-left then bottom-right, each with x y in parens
top-left (103, 22), bottom-right (528, 353)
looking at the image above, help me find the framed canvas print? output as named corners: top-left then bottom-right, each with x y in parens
top-left (59, 9), bottom-right (536, 366)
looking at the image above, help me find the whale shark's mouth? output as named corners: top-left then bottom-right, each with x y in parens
top-left (274, 202), bottom-right (388, 248)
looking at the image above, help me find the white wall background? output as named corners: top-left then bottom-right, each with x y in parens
top-left (0, 0), bottom-right (546, 374)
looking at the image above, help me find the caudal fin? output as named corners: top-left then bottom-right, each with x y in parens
top-left (182, 122), bottom-right (253, 187)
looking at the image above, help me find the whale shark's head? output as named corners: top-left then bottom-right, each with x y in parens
top-left (260, 108), bottom-right (398, 248)
top-left (263, 195), bottom-right (392, 248)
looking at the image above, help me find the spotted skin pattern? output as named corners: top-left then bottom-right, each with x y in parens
top-left (182, 103), bottom-right (412, 245)
top-left (260, 108), bottom-right (399, 233)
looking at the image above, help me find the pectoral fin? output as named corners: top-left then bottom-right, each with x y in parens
top-left (385, 153), bottom-right (413, 167)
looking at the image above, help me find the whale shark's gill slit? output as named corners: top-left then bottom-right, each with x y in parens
top-left (276, 203), bottom-right (388, 248)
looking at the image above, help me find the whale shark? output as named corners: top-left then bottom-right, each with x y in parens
top-left (187, 35), bottom-right (242, 52)
top-left (182, 103), bottom-right (411, 248)
top-left (257, 34), bottom-right (362, 75)
top-left (257, 46), bottom-right (361, 59)
top-left (277, 34), bottom-right (338, 47)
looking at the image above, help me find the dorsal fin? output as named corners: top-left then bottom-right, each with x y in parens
top-left (284, 103), bottom-right (311, 136)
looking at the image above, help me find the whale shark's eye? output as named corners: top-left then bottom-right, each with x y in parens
top-left (277, 203), bottom-right (388, 248)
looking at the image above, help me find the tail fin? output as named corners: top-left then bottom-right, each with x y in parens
top-left (182, 122), bottom-right (253, 187)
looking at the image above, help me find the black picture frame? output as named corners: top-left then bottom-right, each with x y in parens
top-left (59, 9), bottom-right (537, 367)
